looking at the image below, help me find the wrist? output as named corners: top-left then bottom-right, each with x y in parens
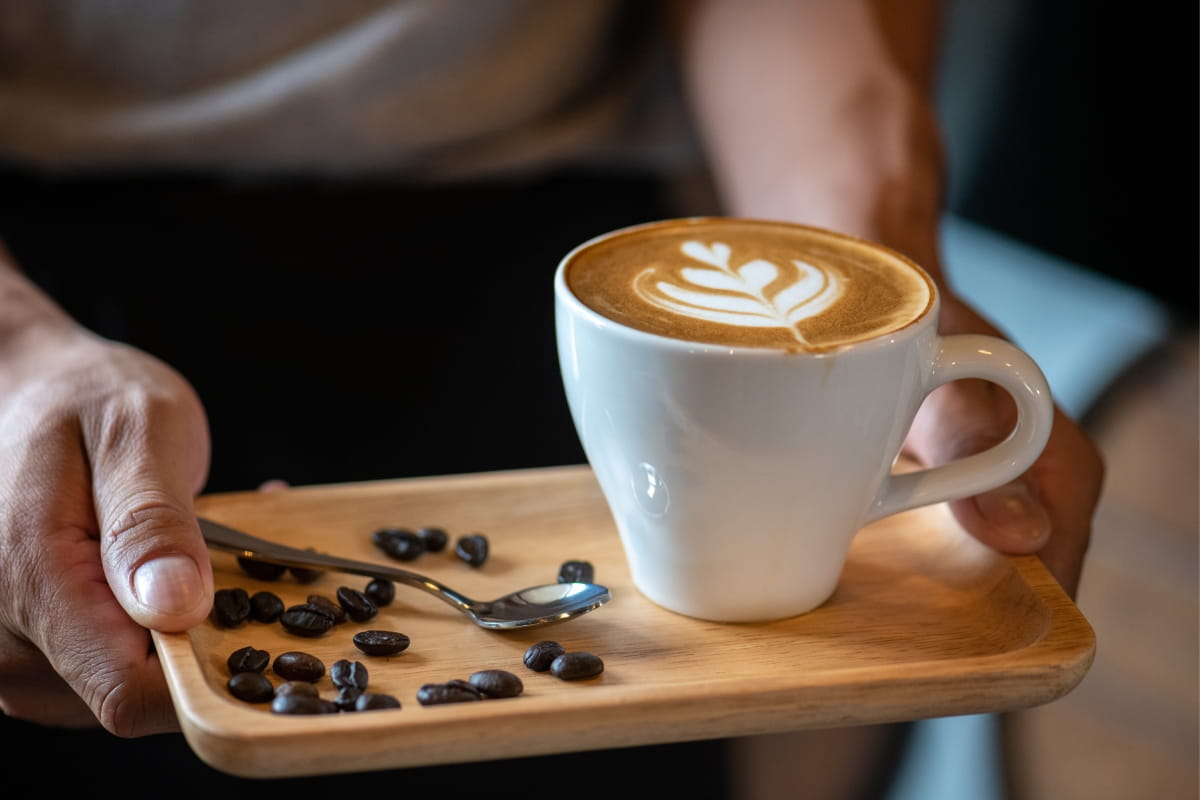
top-left (0, 252), bottom-right (88, 375)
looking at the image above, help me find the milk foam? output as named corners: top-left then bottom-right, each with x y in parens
top-left (633, 240), bottom-right (843, 347)
top-left (564, 218), bottom-right (934, 352)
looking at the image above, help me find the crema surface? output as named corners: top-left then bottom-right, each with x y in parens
top-left (565, 218), bottom-right (934, 352)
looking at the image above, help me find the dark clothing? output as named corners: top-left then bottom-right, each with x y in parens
top-left (2, 166), bottom-right (677, 491)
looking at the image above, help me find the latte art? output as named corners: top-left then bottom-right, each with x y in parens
top-left (564, 218), bottom-right (934, 352)
top-left (634, 240), bottom-right (844, 347)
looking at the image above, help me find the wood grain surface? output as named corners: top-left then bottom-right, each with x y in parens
top-left (155, 465), bottom-right (1095, 779)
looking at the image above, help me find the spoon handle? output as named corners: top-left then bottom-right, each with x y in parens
top-left (197, 517), bottom-right (476, 613)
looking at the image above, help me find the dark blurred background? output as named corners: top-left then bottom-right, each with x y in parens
top-left (937, 0), bottom-right (1197, 325)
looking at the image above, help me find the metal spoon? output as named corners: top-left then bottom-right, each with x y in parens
top-left (198, 517), bottom-right (611, 630)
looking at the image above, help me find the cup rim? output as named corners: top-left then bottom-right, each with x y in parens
top-left (554, 216), bottom-right (939, 357)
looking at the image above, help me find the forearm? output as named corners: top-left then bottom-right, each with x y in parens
top-left (673, 0), bottom-right (948, 284)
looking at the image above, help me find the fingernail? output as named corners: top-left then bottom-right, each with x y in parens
top-left (976, 480), bottom-right (1052, 546)
top-left (134, 555), bottom-right (207, 616)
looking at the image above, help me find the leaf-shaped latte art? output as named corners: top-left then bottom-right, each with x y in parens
top-left (634, 240), bottom-right (843, 345)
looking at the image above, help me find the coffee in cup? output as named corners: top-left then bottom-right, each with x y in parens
top-left (563, 217), bottom-right (933, 352)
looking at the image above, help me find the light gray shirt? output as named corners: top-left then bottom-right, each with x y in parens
top-left (0, 0), bottom-right (696, 178)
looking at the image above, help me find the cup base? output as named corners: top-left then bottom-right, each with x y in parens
top-left (631, 579), bottom-right (836, 624)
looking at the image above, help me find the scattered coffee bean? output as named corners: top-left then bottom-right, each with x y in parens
top-left (228, 671), bottom-right (275, 703)
top-left (468, 669), bottom-right (524, 698)
top-left (212, 588), bottom-right (251, 628)
top-left (334, 685), bottom-right (364, 712)
top-left (330, 659), bottom-right (370, 691)
top-left (364, 578), bottom-right (395, 607)
top-left (352, 629), bottom-right (411, 656)
top-left (455, 534), bottom-right (489, 567)
top-left (373, 528), bottom-right (424, 561)
top-left (550, 652), bottom-right (604, 681)
top-left (372, 528), bottom-right (396, 546)
top-left (288, 563), bottom-right (324, 584)
top-left (227, 645), bottom-right (270, 674)
top-left (237, 556), bottom-right (287, 581)
top-left (417, 680), bottom-right (483, 705)
top-left (557, 560), bottom-right (595, 584)
top-left (416, 526), bottom-right (449, 552)
top-left (286, 547), bottom-right (325, 583)
top-left (249, 590), bottom-right (284, 623)
top-left (523, 640), bottom-right (565, 672)
top-left (335, 586), bottom-right (378, 623)
top-left (305, 594), bottom-right (347, 624)
top-left (272, 693), bottom-right (337, 715)
top-left (274, 680), bottom-right (320, 698)
top-left (279, 604), bottom-right (335, 637)
top-left (355, 692), bottom-right (402, 711)
top-left (273, 651), bottom-right (326, 682)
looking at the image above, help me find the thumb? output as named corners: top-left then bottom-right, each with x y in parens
top-left (87, 366), bottom-right (215, 632)
top-left (906, 378), bottom-right (1052, 554)
top-left (96, 496), bottom-right (215, 632)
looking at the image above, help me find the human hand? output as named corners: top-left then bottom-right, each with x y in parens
top-left (903, 295), bottom-right (1105, 598)
top-left (0, 324), bottom-right (213, 735)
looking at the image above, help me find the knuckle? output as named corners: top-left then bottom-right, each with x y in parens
top-left (71, 658), bottom-right (137, 736)
top-left (103, 494), bottom-right (194, 549)
top-left (94, 675), bottom-right (144, 737)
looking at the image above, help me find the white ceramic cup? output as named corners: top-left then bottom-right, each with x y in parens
top-left (554, 218), bottom-right (1054, 622)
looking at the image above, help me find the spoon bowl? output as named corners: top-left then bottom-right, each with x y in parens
top-left (198, 517), bottom-right (611, 630)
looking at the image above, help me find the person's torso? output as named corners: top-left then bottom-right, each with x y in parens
top-left (0, 0), bottom-right (692, 177)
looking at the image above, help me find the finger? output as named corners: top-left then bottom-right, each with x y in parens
top-left (1019, 407), bottom-right (1103, 598)
top-left (85, 356), bottom-right (215, 632)
top-left (906, 378), bottom-right (1053, 553)
top-left (0, 435), bottom-right (184, 736)
top-left (15, 536), bottom-right (182, 735)
top-left (0, 632), bottom-right (97, 728)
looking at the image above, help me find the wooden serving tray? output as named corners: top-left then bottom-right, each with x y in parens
top-left (156, 465), bottom-right (1095, 779)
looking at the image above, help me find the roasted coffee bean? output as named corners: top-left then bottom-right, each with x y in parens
top-left (550, 652), bottom-right (605, 681)
top-left (330, 659), bottom-right (370, 690)
top-left (468, 669), bottom-right (524, 698)
top-left (275, 680), bottom-right (320, 698)
top-left (454, 534), bottom-right (489, 567)
top-left (371, 527), bottom-right (408, 547)
top-left (335, 586), bottom-right (378, 623)
top-left (417, 680), bottom-right (483, 706)
top-left (305, 594), bottom-right (347, 624)
top-left (352, 629), bottom-right (411, 656)
top-left (355, 692), bottom-right (402, 711)
top-left (279, 604), bottom-right (335, 637)
top-left (416, 526), bottom-right (449, 553)
top-left (249, 590), bottom-right (285, 623)
top-left (212, 588), bottom-right (251, 628)
top-left (557, 560), bottom-right (595, 584)
top-left (273, 651), bottom-right (326, 682)
top-left (288, 565), bottom-right (324, 584)
top-left (284, 547), bottom-right (325, 583)
top-left (374, 527), bottom-right (425, 561)
top-left (334, 685), bottom-right (364, 712)
top-left (227, 645), bottom-right (270, 674)
top-left (272, 694), bottom-right (337, 715)
top-left (237, 556), bottom-right (287, 581)
top-left (364, 578), bottom-right (395, 607)
top-left (227, 671), bottom-right (275, 703)
top-left (523, 640), bottom-right (565, 672)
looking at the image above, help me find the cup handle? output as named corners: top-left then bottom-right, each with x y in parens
top-left (865, 334), bottom-right (1054, 524)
